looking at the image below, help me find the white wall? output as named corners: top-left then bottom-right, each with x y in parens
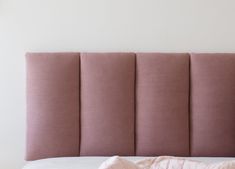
top-left (0, 0), bottom-right (235, 168)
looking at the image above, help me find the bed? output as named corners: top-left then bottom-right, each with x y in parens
top-left (24, 53), bottom-right (235, 169)
top-left (23, 157), bottom-right (235, 169)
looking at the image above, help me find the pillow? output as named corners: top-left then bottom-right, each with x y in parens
top-left (99, 156), bottom-right (235, 169)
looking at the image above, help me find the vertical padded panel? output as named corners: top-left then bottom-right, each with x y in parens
top-left (26, 53), bottom-right (80, 160)
top-left (80, 53), bottom-right (135, 156)
top-left (136, 53), bottom-right (190, 156)
top-left (191, 53), bottom-right (235, 156)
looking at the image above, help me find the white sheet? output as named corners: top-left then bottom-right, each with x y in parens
top-left (22, 157), bottom-right (235, 169)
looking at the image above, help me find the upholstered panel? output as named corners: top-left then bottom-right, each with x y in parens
top-left (80, 53), bottom-right (135, 156)
top-left (136, 53), bottom-right (190, 156)
top-left (191, 53), bottom-right (235, 156)
top-left (26, 52), bottom-right (235, 160)
top-left (26, 53), bottom-right (80, 160)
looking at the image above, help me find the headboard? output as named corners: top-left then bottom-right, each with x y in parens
top-left (26, 53), bottom-right (235, 160)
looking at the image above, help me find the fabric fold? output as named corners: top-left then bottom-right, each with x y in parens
top-left (98, 156), bottom-right (235, 169)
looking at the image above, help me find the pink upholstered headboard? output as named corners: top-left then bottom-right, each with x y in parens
top-left (26, 53), bottom-right (235, 161)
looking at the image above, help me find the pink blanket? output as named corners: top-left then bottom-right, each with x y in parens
top-left (99, 156), bottom-right (235, 169)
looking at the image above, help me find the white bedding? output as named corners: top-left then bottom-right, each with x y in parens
top-left (22, 157), bottom-right (235, 169)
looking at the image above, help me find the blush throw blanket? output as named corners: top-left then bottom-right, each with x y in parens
top-left (98, 156), bottom-right (235, 169)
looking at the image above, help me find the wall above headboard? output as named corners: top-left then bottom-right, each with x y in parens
top-left (26, 53), bottom-right (235, 160)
